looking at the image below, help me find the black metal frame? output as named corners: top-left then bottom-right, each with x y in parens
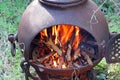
top-left (105, 34), bottom-right (120, 63)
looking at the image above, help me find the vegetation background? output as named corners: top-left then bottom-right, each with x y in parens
top-left (0, 0), bottom-right (120, 80)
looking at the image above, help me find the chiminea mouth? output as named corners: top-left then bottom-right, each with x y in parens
top-left (29, 24), bottom-right (100, 72)
top-left (39, 0), bottom-right (88, 8)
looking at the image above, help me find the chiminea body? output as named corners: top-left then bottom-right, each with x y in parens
top-left (18, 0), bottom-right (109, 60)
top-left (8, 0), bottom-right (120, 80)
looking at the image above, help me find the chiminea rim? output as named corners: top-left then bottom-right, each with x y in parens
top-left (39, 0), bottom-right (88, 8)
top-left (29, 58), bottom-right (102, 77)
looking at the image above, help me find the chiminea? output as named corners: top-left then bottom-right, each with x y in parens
top-left (8, 0), bottom-right (120, 80)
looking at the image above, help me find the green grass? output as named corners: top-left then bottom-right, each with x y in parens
top-left (0, 0), bottom-right (120, 80)
top-left (0, 0), bottom-right (31, 80)
top-left (106, 14), bottom-right (120, 33)
top-left (94, 59), bottom-right (120, 80)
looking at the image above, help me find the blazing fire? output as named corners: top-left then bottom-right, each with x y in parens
top-left (40, 24), bottom-right (82, 50)
top-left (40, 24), bottom-right (82, 69)
top-left (32, 24), bottom-right (93, 69)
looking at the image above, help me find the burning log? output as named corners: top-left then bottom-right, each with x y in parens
top-left (66, 44), bottom-right (72, 61)
top-left (38, 53), bottom-right (54, 63)
top-left (74, 48), bottom-right (80, 60)
top-left (84, 50), bottom-right (97, 59)
top-left (79, 41), bottom-right (97, 59)
top-left (67, 61), bottom-right (73, 68)
top-left (81, 51), bottom-right (93, 66)
top-left (44, 38), bottom-right (62, 56)
top-left (58, 56), bottom-right (64, 69)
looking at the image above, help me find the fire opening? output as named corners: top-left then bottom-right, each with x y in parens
top-left (30, 24), bottom-right (98, 69)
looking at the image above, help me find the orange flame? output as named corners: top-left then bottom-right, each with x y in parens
top-left (39, 24), bottom-right (82, 69)
top-left (52, 26), bottom-right (60, 44)
top-left (40, 29), bottom-right (48, 39)
top-left (60, 25), bottom-right (74, 45)
top-left (72, 26), bottom-right (82, 50)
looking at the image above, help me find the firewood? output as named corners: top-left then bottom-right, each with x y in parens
top-left (29, 59), bottom-right (45, 63)
top-left (43, 59), bottom-right (52, 67)
top-left (74, 48), bottom-right (80, 60)
top-left (58, 56), bottom-right (64, 69)
top-left (44, 63), bottom-right (51, 68)
top-left (66, 44), bottom-right (72, 61)
top-left (39, 53), bottom-right (55, 63)
top-left (81, 51), bottom-right (93, 66)
top-left (67, 61), bottom-right (73, 68)
top-left (84, 50), bottom-right (97, 59)
top-left (31, 52), bottom-right (55, 64)
top-left (44, 38), bottom-right (62, 56)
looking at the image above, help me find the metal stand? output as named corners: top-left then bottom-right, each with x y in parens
top-left (20, 60), bottom-right (41, 80)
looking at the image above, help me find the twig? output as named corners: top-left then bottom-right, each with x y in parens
top-left (81, 51), bottom-right (93, 66)
top-left (44, 38), bottom-right (62, 56)
top-left (58, 56), bottom-right (64, 69)
top-left (74, 48), bottom-right (80, 60)
top-left (66, 44), bottom-right (72, 61)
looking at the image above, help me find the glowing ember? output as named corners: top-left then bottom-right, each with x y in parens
top-left (53, 61), bottom-right (57, 67)
top-left (62, 63), bottom-right (66, 69)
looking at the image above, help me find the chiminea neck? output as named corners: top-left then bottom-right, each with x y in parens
top-left (39, 0), bottom-right (88, 8)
